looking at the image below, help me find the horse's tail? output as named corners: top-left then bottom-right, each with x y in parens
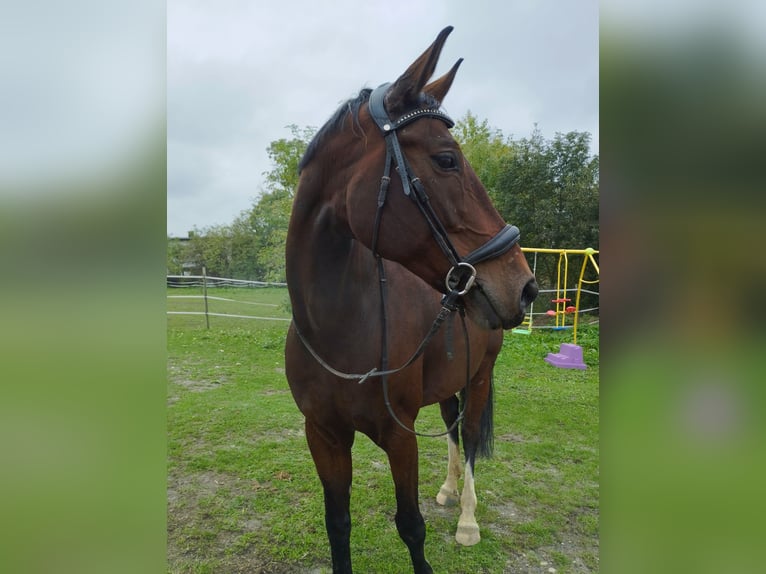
top-left (477, 372), bottom-right (495, 458)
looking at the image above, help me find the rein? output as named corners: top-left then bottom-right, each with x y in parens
top-left (294, 83), bottom-right (521, 437)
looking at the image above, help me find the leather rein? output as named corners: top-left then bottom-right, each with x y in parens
top-left (293, 84), bottom-right (521, 437)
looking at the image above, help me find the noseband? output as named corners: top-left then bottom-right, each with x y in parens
top-left (367, 83), bottom-right (520, 307)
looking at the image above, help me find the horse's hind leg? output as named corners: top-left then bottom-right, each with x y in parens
top-left (455, 454), bottom-right (481, 546)
top-left (436, 396), bottom-right (461, 507)
top-left (305, 420), bottom-right (354, 574)
top-left (455, 373), bottom-right (495, 546)
top-left (383, 431), bottom-right (434, 574)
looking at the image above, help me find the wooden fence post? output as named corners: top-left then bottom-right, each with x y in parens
top-left (202, 266), bottom-right (210, 329)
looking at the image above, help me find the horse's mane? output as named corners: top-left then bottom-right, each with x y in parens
top-left (298, 88), bottom-right (442, 174)
top-left (299, 88), bottom-right (372, 174)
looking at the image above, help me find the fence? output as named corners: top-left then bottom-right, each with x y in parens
top-left (167, 250), bottom-right (599, 338)
top-left (167, 274), bottom-right (287, 289)
top-left (167, 269), bottom-right (290, 328)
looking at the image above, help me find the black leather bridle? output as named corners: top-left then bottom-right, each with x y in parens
top-left (367, 82), bottom-right (521, 307)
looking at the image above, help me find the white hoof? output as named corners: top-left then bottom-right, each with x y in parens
top-left (455, 521), bottom-right (481, 546)
top-left (436, 486), bottom-right (459, 507)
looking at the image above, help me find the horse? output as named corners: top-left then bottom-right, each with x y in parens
top-left (284, 26), bottom-right (538, 574)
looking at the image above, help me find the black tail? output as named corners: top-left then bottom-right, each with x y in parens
top-left (477, 372), bottom-right (495, 458)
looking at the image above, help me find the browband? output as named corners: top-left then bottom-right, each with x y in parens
top-left (368, 83), bottom-right (455, 132)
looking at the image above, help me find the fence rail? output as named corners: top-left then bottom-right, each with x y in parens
top-left (167, 275), bottom-right (287, 288)
top-left (167, 248), bottom-right (598, 337)
top-left (167, 269), bottom-right (289, 327)
top-left (167, 311), bottom-right (290, 322)
top-left (167, 295), bottom-right (279, 307)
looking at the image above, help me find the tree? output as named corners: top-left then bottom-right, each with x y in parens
top-left (248, 190), bottom-right (291, 282)
top-left (184, 224), bottom-right (234, 278)
top-left (493, 127), bottom-right (599, 295)
top-left (495, 127), bottom-right (598, 251)
top-left (166, 236), bottom-right (188, 275)
top-left (227, 212), bottom-right (263, 279)
top-left (262, 124), bottom-right (315, 198)
top-left (452, 111), bottom-right (515, 205)
top-left (453, 115), bottom-right (599, 293)
top-left (169, 125), bottom-right (317, 282)
top-left (248, 124), bottom-right (316, 282)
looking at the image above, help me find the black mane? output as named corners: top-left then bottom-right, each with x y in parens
top-left (298, 88), bottom-right (372, 174)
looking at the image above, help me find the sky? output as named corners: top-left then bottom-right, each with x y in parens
top-left (167, 0), bottom-right (599, 237)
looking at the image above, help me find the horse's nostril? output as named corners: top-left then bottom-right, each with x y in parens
top-left (521, 279), bottom-right (539, 307)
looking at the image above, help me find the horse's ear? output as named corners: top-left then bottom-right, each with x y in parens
top-left (423, 58), bottom-right (463, 104)
top-left (385, 26), bottom-right (454, 114)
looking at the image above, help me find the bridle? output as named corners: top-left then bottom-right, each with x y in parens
top-left (367, 83), bottom-right (521, 306)
top-left (293, 83), bottom-right (522, 437)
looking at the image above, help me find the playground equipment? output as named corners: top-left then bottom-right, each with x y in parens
top-left (544, 343), bottom-right (587, 370)
top-left (513, 247), bottom-right (599, 369)
top-left (510, 249), bottom-right (538, 335)
top-left (514, 247), bottom-right (599, 341)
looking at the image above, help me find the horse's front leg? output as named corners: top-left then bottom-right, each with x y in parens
top-left (305, 419), bottom-right (354, 574)
top-left (383, 429), bottom-right (433, 574)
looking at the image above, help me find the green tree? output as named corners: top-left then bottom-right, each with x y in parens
top-left (452, 111), bottom-right (515, 204)
top-left (227, 212), bottom-right (262, 279)
top-left (248, 189), bottom-right (291, 282)
top-left (172, 125), bottom-right (317, 282)
top-left (249, 125), bottom-right (315, 281)
top-left (262, 124), bottom-right (315, 198)
top-left (493, 127), bottom-right (598, 299)
top-left (177, 217), bottom-right (260, 280)
top-left (495, 127), bottom-right (598, 251)
top-left (166, 236), bottom-right (188, 275)
top-left (184, 224), bottom-right (234, 278)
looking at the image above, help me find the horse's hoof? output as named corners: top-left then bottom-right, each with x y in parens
top-left (455, 521), bottom-right (481, 546)
top-left (436, 486), bottom-right (459, 507)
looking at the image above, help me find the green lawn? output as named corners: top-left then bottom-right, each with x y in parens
top-left (167, 290), bottom-right (599, 573)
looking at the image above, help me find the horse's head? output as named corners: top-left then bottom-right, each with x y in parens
top-left (301, 26), bottom-right (537, 329)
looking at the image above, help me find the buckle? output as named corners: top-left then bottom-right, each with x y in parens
top-left (445, 262), bottom-right (477, 296)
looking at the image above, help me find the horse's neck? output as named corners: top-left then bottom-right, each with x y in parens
top-left (287, 196), bottom-right (379, 332)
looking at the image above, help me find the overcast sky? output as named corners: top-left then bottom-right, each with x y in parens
top-left (167, 0), bottom-right (598, 237)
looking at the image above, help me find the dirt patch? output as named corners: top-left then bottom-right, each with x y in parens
top-left (168, 469), bottom-right (327, 573)
top-left (497, 432), bottom-right (541, 443)
top-left (169, 364), bottom-right (227, 392)
top-left (419, 486), bottom-right (597, 573)
top-left (167, 364), bottom-right (229, 405)
top-left (502, 541), bottom-right (599, 574)
top-left (262, 388), bottom-right (290, 396)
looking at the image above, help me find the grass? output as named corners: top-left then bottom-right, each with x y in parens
top-left (167, 288), bottom-right (599, 573)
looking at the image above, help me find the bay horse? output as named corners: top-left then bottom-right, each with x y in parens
top-left (284, 26), bottom-right (538, 574)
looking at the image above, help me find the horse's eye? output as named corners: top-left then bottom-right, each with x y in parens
top-left (433, 153), bottom-right (458, 171)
